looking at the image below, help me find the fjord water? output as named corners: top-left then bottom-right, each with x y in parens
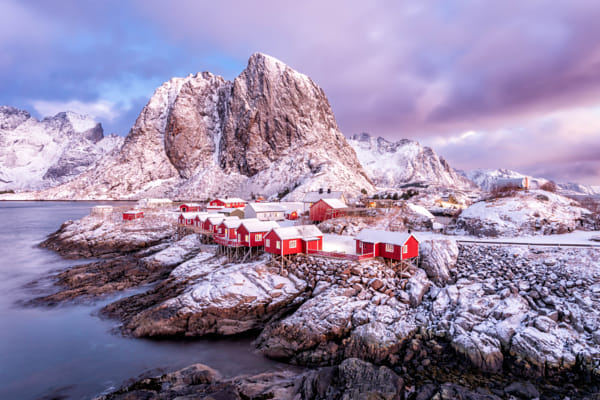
top-left (0, 202), bottom-right (282, 400)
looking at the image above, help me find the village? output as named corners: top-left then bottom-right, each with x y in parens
top-left (97, 189), bottom-right (423, 273)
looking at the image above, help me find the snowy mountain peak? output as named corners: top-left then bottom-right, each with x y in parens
top-left (0, 106), bottom-right (123, 192)
top-left (348, 132), bottom-right (476, 190)
top-left (34, 53), bottom-right (374, 200)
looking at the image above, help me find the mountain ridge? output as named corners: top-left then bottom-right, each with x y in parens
top-left (347, 132), bottom-right (477, 190)
top-left (0, 106), bottom-right (123, 192)
top-left (27, 53), bottom-right (374, 201)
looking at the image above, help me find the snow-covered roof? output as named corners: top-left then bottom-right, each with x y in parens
top-left (240, 220), bottom-right (280, 233)
top-left (303, 191), bottom-right (344, 203)
top-left (215, 197), bottom-right (246, 204)
top-left (355, 229), bottom-right (418, 246)
top-left (217, 207), bottom-right (244, 215)
top-left (320, 198), bottom-right (348, 209)
top-left (245, 202), bottom-right (285, 213)
top-left (181, 202), bottom-right (201, 206)
top-left (123, 209), bottom-right (143, 214)
top-left (270, 225), bottom-right (323, 240)
top-left (222, 218), bottom-right (257, 229)
top-left (179, 212), bottom-right (207, 219)
top-left (199, 213), bottom-right (222, 222)
top-left (207, 215), bottom-right (239, 225)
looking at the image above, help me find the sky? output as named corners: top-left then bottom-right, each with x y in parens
top-left (1, 0), bottom-right (599, 185)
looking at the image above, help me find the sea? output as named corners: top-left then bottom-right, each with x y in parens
top-left (0, 201), bottom-right (285, 400)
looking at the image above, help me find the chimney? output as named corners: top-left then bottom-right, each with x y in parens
top-left (327, 188), bottom-right (331, 194)
top-left (319, 188), bottom-right (323, 194)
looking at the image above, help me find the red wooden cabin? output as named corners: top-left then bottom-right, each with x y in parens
top-left (354, 229), bottom-right (419, 261)
top-left (178, 212), bottom-right (205, 226)
top-left (209, 216), bottom-right (239, 235)
top-left (309, 198), bottom-right (348, 222)
top-left (179, 203), bottom-right (201, 212)
top-left (264, 225), bottom-right (323, 256)
top-left (198, 214), bottom-right (221, 231)
top-left (122, 210), bottom-right (144, 221)
top-left (208, 198), bottom-right (247, 209)
top-left (237, 220), bottom-right (280, 247)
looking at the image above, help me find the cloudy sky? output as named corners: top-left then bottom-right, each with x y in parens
top-left (2, 0), bottom-right (599, 185)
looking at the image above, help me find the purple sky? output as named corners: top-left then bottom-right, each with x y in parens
top-left (2, 1), bottom-right (599, 185)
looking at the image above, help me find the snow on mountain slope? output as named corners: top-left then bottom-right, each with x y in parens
top-left (31, 53), bottom-right (374, 201)
top-left (0, 106), bottom-right (123, 192)
top-left (347, 132), bottom-right (476, 190)
top-left (466, 168), bottom-right (600, 196)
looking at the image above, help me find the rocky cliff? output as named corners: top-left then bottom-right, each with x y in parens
top-left (33, 53), bottom-right (373, 200)
top-left (347, 133), bottom-right (476, 190)
top-left (0, 106), bottom-right (123, 192)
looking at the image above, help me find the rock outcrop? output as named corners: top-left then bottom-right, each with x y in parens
top-left (33, 54), bottom-right (374, 201)
top-left (454, 189), bottom-right (596, 237)
top-left (0, 106), bottom-right (123, 192)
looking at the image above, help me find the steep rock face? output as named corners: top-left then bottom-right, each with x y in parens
top-left (0, 106), bottom-right (123, 191)
top-left (34, 53), bottom-right (374, 200)
top-left (348, 132), bottom-right (476, 190)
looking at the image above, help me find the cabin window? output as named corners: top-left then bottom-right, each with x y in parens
top-left (237, 234), bottom-right (241, 241)
top-left (224, 228), bottom-right (228, 235)
top-left (255, 234), bottom-right (262, 241)
top-left (289, 240), bottom-right (297, 249)
top-left (245, 235), bottom-right (249, 242)
top-left (403, 245), bottom-right (408, 254)
top-left (266, 239), bottom-right (270, 247)
top-left (276, 241), bottom-right (281, 249)
top-left (385, 243), bottom-right (394, 253)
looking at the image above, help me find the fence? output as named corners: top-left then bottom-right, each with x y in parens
top-left (306, 249), bottom-right (374, 261)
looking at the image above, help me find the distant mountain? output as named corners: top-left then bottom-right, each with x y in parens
top-left (31, 53), bottom-right (373, 201)
top-left (0, 106), bottom-right (123, 192)
top-left (347, 133), bottom-right (477, 190)
top-left (466, 168), bottom-right (600, 196)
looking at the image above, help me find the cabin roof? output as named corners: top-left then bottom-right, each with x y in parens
top-left (222, 218), bottom-right (257, 229)
top-left (199, 213), bottom-right (222, 222)
top-left (181, 202), bottom-right (201, 206)
top-left (214, 197), bottom-right (246, 204)
top-left (270, 225), bottom-right (323, 240)
top-left (302, 191), bottom-right (344, 203)
top-left (180, 211), bottom-right (208, 219)
top-left (245, 202), bottom-right (285, 213)
top-left (320, 198), bottom-right (348, 209)
top-left (240, 220), bottom-right (280, 233)
top-left (355, 229), bottom-right (418, 246)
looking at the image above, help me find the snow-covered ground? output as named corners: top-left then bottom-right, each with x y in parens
top-left (322, 233), bottom-right (356, 253)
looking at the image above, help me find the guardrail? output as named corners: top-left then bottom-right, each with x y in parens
top-left (306, 249), bottom-right (374, 261)
top-left (457, 239), bottom-right (600, 248)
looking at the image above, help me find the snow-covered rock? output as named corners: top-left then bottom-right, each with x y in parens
top-left (30, 53), bottom-right (374, 201)
top-left (0, 106), bottom-right (123, 192)
top-left (419, 239), bottom-right (459, 286)
top-left (454, 189), bottom-right (595, 237)
top-left (348, 132), bottom-right (476, 190)
top-left (122, 255), bottom-right (309, 337)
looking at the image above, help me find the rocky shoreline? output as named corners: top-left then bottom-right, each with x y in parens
top-left (32, 215), bottom-right (600, 399)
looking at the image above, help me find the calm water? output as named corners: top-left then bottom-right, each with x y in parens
top-left (0, 202), bottom-right (286, 400)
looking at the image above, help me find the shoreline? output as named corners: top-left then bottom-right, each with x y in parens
top-left (23, 207), bottom-right (600, 399)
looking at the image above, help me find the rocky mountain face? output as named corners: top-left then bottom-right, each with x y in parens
top-left (0, 106), bottom-right (123, 192)
top-left (347, 133), bottom-right (476, 190)
top-left (34, 53), bottom-right (373, 201)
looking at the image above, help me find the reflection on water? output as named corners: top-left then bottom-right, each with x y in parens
top-left (0, 202), bottom-right (287, 400)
